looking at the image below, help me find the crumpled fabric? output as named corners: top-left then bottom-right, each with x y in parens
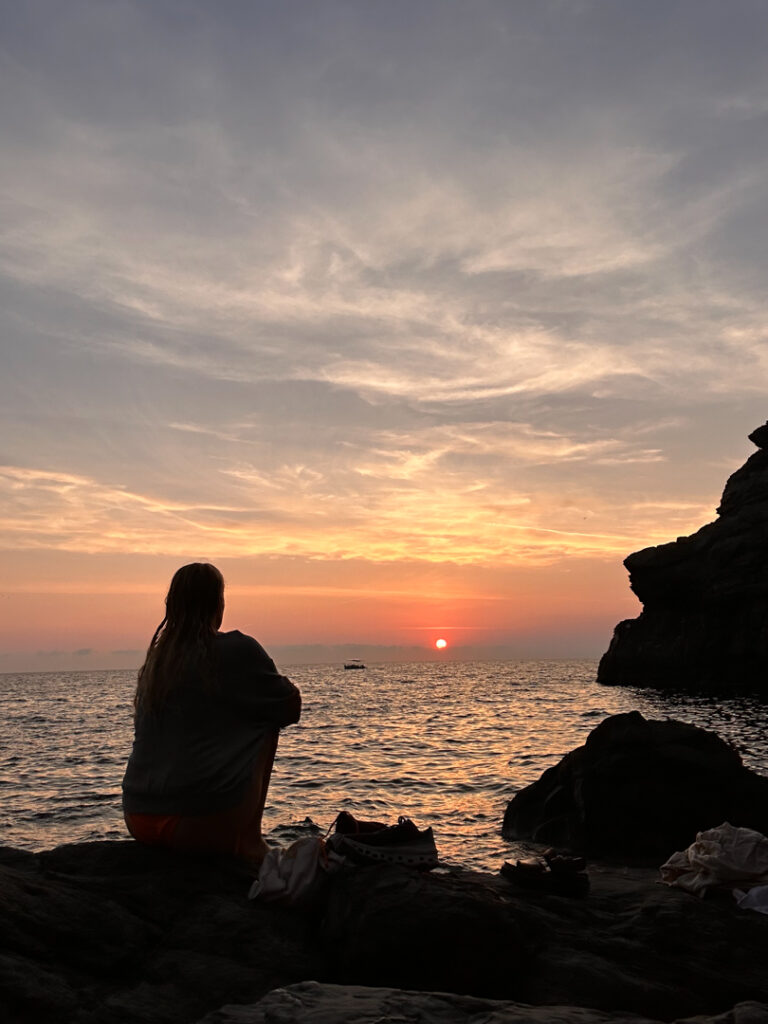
top-left (660, 822), bottom-right (768, 897)
top-left (248, 836), bottom-right (347, 905)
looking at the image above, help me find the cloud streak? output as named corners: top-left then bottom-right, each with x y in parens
top-left (2, 1), bottom-right (768, 664)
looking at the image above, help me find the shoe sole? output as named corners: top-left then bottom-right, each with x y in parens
top-left (341, 835), bottom-right (438, 868)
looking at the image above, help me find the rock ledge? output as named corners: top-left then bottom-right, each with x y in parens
top-left (2, 829), bottom-right (768, 1023)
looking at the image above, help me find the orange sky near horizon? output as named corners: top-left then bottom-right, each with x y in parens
top-left (0, 451), bottom-right (715, 671)
top-left (0, 544), bottom-right (661, 671)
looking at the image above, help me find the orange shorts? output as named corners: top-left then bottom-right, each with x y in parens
top-left (124, 803), bottom-right (262, 860)
top-left (124, 811), bottom-right (182, 846)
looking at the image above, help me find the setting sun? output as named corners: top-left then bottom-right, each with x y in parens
top-left (435, 638), bottom-right (448, 649)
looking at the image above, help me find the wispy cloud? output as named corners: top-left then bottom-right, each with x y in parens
top-left (2, 1), bottom-right (768, 664)
top-left (0, 412), bottom-right (710, 568)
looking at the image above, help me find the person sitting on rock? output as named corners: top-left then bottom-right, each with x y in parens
top-left (122, 562), bottom-right (301, 869)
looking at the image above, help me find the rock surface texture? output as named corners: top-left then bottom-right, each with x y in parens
top-left (2, 832), bottom-right (768, 1023)
top-left (196, 981), bottom-right (768, 1024)
top-left (597, 422), bottom-right (768, 694)
top-left (503, 712), bottom-right (768, 858)
top-left (0, 841), bottom-right (323, 1024)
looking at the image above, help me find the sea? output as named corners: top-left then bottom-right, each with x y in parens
top-left (2, 660), bottom-right (767, 872)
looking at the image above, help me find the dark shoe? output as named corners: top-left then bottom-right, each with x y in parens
top-left (332, 810), bottom-right (389, 835)
top-left (500, 859), bottom-right (590, 897)
top-left (543, 848), bottom-right (587, 873)
top-left (514, 857), bottom-right (548, 876)
top-left (336, 816), bottom-right (439, 870)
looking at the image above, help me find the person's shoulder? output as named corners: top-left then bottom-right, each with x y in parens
top-left (215, 630), bottom-right (275, 669)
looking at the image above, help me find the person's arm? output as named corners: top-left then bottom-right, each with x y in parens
top-left (238, 670), bottom-right (301, 727)
top-left (222, 633), bottom-right (301, 727)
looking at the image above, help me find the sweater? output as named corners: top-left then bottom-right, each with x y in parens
top-left (122, 630), bottom-right (301, 816)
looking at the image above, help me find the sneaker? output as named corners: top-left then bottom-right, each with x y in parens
top-left (336, 816), bottom-right (439, 870)
top-left (332, 810), bottom-right (389, 835)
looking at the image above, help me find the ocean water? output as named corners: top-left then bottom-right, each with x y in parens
top-left (1, 660), bottom-right (767, 872)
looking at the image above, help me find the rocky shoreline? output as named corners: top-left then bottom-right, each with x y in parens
top-left (3, 713), bottom-right (768, 1023)
top-left (2, 838), bottom-right (767, 1023)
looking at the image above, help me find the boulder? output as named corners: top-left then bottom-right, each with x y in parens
top-left (597, 422), bottom-right (768, 694)
top-left (502, 712), bottom-right (768, 858)
top-left (2, 832), bottom-right (768, 1022)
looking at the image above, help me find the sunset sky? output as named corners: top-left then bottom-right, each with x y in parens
top-left (3, 1), bottom-right (768, 671)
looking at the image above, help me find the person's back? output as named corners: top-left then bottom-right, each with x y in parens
top-left (121, 564), bottom-right (301, 867)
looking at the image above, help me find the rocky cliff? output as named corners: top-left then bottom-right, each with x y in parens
top-left (597, 422), bottom-right (768, 694)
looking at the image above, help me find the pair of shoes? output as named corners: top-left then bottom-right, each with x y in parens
top-left (500, 854), bottom-right (590, 897)
top-left (329, 815), bottom-right (439, 870)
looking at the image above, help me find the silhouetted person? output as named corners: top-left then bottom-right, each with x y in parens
top-left (122, 562), bottom-right (300, 868)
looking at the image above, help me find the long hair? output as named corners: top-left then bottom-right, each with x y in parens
top-left (134, 563), bottom-right (224, 714)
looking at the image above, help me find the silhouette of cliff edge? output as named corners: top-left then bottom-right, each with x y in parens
top-left (597, 421), bottom-right (768, 696)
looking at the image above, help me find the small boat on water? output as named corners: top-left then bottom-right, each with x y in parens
top-left (344, 659), bottom-right (366, 670)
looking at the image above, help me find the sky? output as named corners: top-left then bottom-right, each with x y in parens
top-left (2, 0), bottom-right (768, 672)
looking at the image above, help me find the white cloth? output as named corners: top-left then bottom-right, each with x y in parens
top-left (660, 822), bottom-right (768, 896)
top-left (249, 836), bottom-right (346, 904)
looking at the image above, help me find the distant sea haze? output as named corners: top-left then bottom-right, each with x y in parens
top-left (8, 638), bottom-right (611, 674)
top-left (2, 661), bottom-right (766, 870)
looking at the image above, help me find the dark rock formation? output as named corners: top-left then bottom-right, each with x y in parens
top-left (597, 422), bottom-right (768, 694)
top-left (0, 841), bottom-right (324, 1024)
top-left (3, 832), bottom-right (768, 1022)
top-left (197, 982), bottom-right (768, 1024)
top-left (503, 712), bottom-right (768, 859)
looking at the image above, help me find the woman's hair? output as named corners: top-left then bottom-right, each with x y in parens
top-left (134, 562), bottom-right (225, 714)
